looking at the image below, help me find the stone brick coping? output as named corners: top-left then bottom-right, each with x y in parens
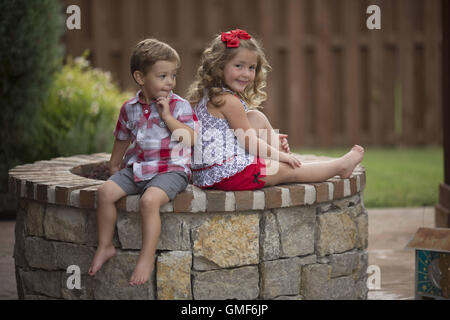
top-left (8, 153), bottom-right (366, 213)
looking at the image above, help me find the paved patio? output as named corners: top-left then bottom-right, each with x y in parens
top-left (367, 206), bottom-right (435, 300)
top-left (0, 206), bottom-right (436, 300)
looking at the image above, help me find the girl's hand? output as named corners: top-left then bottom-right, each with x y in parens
top-left (279, 133), bottom-right (291, 154)
top-left (155, 97), bottom-right (171, 120)
top-left (279, 152), bottom-right (302, 169)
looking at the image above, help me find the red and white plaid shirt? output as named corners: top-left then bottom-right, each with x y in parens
top-left (114, 90), bottom-right (198, 182)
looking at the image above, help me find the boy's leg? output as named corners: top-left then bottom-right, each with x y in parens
top-left (129, 186), bottom-right (169, 286)
top-left (88, 180), bottom-right (127, 276)
top-left (262, 145), bottom-right (364, 186)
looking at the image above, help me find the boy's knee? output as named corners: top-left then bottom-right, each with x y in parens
top-left (98, 181), bottom-right (120, 204)
top-left (98, 183), bottom-right (110, 202)
top-left (139, 194), bottom-right (160, 212)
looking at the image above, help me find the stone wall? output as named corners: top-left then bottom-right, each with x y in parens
top-left (9, 153), bottom-right (368, 300)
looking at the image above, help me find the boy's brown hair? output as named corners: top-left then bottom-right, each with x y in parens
top-left (130, 38), bottom-right (180, 80)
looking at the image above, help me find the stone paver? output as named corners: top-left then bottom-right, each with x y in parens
top-left (367, 207), bottom-right (435, 300)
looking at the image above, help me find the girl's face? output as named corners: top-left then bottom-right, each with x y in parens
top-left (223, 48), bottom-right (258, 93)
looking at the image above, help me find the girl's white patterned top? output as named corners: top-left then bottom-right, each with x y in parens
top-left (191, 90), bottom-right (254, 187)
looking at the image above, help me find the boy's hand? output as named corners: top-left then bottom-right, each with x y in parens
top-left (279, 133), bottom-right (291, 154)
top-left (109, 164), bottom-right (121, 176)
top-left (155, 97), bottom-right (172, 121)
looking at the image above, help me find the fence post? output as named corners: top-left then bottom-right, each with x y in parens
top-left (315, 0), bottom-right (332, 147)
top-left (425, 0), bottom-right (443, 145)
top-left (343, 0), bottom-right (361, 146)
top-left (286, 0), bottom-right (306, 147)
top-left (398, 0), bottom-right (415, 146)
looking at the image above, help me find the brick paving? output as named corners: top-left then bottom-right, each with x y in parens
top-left (0, 207), bottom-right (436, 300)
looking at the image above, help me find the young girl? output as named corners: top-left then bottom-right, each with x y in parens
top-left (187, 29), bottom-right (364, 191)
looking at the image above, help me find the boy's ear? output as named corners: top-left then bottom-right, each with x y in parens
top-left (133, 70), bottom-right (145, 86)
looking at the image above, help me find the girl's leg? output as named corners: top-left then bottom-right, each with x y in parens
top-left (88, 180), bottom-right (127, 276)
top-left (129, 186), bottom-right (169, 286)
top-left (261, 145), bottom-right (364, 186)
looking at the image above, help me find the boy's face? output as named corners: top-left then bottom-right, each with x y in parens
top-left (135, 60), bottom-right (178, 101)
top-left (223, 48), bottom-right (258, 93)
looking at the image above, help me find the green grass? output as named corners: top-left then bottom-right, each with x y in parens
top-left (292, 147), bottom-right (444, 208)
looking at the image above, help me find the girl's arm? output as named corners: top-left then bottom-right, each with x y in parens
top-left (162, 115), bottom-right (196, 147)
top-left (219, 95), bottom-right (300, 168)
top-left (156, 97), bottom-right (197, 147)
top-left (109, 138), bottom-right (131, 175)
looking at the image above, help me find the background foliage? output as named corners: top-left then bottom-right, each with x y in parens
top-left (0, 0), bottom-right (64, 193)
top-left (36, 53), bottom-right (131, 160)
top-left (0, 2), bottom-right (131, 196)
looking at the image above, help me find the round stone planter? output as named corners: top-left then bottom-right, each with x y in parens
top-left (9, 153), bottom-right (368, 300)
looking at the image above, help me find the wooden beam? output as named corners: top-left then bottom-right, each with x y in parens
top-left (435, 0), bottom-right (450, 227)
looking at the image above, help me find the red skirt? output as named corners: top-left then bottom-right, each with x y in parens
top-left (209, 157), bottom-right (266, 191)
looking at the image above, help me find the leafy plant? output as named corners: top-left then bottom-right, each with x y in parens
top-left (35, 52), bottom-right (132, 159)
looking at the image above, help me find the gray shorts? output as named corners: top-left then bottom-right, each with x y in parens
top-left (109, 167), bottom-right (189, 200)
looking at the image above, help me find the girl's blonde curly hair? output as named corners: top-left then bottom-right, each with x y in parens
top-left (186, 33), bottom-right (271, 110)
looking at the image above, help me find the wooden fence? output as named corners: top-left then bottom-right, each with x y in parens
top-left (61, 0), bottom-right (443, 147)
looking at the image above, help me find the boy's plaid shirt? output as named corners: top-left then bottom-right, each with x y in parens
top-left (114, 90), bottom-right (198, 182)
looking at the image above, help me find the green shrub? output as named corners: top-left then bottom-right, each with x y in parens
top-left (0, 0), bottom-right (64, 192)
top-left (35, 53), bottom-right (133, 159)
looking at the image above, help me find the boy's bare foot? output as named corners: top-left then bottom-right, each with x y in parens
top-left (129, 257), bottom-right (154, 286)
top-left (88, 245), bottom-right (116, 276)
top-left (339, 145), bottom-right (364, 179)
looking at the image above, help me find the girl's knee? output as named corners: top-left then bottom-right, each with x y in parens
top-left (247, 110), bottom-right (272, 135)
top-left (247, 110), bottom-right (267, 124)
top-left (262, 160), bottom-right (297, 186)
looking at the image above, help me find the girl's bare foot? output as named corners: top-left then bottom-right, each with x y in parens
top-left (88, 245), bottom-right (116, 276)
top-left (129, 257), bottom-right (154, 286)
top-left (339, 145), bottom-right (364, 179)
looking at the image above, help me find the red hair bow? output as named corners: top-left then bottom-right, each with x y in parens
top-left (221, 29), bottom-right (251, 48)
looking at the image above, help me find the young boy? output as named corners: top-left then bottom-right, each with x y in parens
top-left (88, 39), bottom-right (197, 286)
